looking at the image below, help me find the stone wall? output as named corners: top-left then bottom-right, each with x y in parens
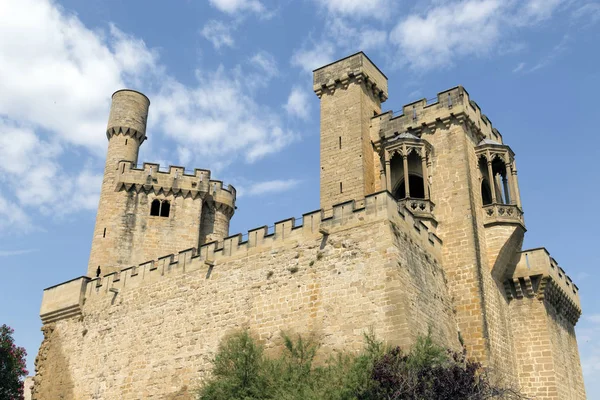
top-left (35, 193), bottom-right (458, 400)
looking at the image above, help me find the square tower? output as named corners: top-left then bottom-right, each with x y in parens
top-left (313, 52), bottom-right (388, 210)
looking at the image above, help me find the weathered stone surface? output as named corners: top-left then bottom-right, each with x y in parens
top-left (34, 52), bottom-right (586, 400)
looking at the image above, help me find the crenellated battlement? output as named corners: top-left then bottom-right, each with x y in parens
top-left (371, 86), bottom-right (504, 144)
top-left (504, 248), bottom-right (581, 324)
top-left (115, 161), bottom-right (236, 208)
top-left (42, 192), bottom-right (443, 317)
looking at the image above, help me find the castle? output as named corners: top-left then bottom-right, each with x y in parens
top-left (33, 52), bottom-right (586, 399)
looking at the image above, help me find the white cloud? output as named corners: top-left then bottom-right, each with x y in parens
top-left (0, 249), bottom-right (38, 257)
top-left (389, 0), bottom-right (571, 70)
top-left (0, 0), bottom-right (299, 233)
top-left (152, 67), bottom-right (297, 164)
top-left (571, 3), bottom-right (600, 25)
top-left (245, 179), bottom-right (302, 196)
top-left (390, 0), bottom-right (502, 70)
top-left (291, 41), bottom-right (336, 74)
top-left (201, 20), bottom-right (235, 49)
top-left (513, 62), bottom-right (526, 73)
top-left (327, 18), bottom-right (387, 51)
top-left (0, 194), bottom-right (34, 234)
top-left (208, 0), bottom-right (265, 14)
top-left (250, 51), bottom-right (279, 79)
top-left (313, 0), bottom-right (390, 19)
top-left (284, 86), bottom-right (311, 120)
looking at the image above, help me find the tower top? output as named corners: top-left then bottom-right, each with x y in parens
top-left (107, 89), bottom-right (150, 143)
top-left (313, 52), bottom-right (388, 102)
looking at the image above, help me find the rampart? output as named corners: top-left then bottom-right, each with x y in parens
top-left (116, 161), bottom-right (236, 208)
top-left (371, 86), bottom-right (504, 144)
top-left (35, 192), bottom-right (453, 400)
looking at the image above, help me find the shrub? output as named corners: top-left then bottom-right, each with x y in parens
top-left (197, 330), bottom-right (524, 400)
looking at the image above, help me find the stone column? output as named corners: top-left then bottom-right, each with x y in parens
top-left (421, 151), bottom-right (429, 200)
top-left (403, 153), bottom-right (410, 198)
top-left (504, 162), bottom-right (513, 204)
top-left (511, 159), bottom-right (522, 208)
top-left (385, 151), bottom-right (392, 193)
top-left (486, 155), bottom-right (497, 204)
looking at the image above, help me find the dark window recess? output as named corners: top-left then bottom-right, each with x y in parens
top-left (150, 199), bottom-right (161, 216)
top-left (151, 199), bottom-right (171, 217)
top-left (160, 201), bottom-right (170, 217)
top-left (103, 228), bottom-right (106, 238)
top-left (481, 180), bottom-right (492, 205)
top-left (339, 136), bottom-right (342, 149)
top-left (394, 174), bottom-right (425, 199)
top-left (125, 139), bottom-right (128, 145)
top-left (340, 182), bottom-right (343, 193)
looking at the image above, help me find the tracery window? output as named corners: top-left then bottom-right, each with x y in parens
top-left (150, 199), bottom-right (170, 217)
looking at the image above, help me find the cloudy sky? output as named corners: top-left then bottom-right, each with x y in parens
top-left (1, 0), bottom-right (599, 395)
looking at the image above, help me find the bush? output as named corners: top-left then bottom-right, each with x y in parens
top-left (0, 324), bottom-right (28, 400)
top-left (197, 330), bottom-right (523, 400)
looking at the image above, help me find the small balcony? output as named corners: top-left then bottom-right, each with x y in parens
top-left (398, 198), bottom-right (435, 220)
top-left (482, 203), bottom-right (524, 227)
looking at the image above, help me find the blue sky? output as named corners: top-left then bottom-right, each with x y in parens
top-left (1, 0), bottom-right (599, 395)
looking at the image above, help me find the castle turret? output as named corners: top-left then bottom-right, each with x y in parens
top-left (87, 90), bottom-right (150, 276)
top-left (313, 52), bottom-right (388, 210)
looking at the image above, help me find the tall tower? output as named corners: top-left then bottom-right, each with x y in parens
top-left (87, 90), bottom-right (150, 276)
top-left (313, 52), bottom-right (388, 210)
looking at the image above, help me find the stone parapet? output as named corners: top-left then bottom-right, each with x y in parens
top-left (40, 277), bottom-right (89, 324)
top-left (505, 248), bottom-right (581, 324)
top-left (482, 203), bottom-right (524, 228)
top-left (372, 86), bottom-right (503, 143)
top-left (115, 161), bottom-right (236, 209)
top-left (313, 52), bottom-right (388, 102)
top-left (42, 192), bottom-right (443, 322)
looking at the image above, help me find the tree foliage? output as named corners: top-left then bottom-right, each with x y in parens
top-left (197, 330), bottom-right (524, 400)
top-left (0, 324), bottom-right (28, 400)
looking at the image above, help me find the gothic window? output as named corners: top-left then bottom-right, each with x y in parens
top-left (481, 180), bottom-right (492, 205)
top-left (150, 199), bottom-right (170, 217)
top-left (394, 174), bottom-right (425, 200)
top-left (150, 199), bottom-right (161, 216)
top-left (160, 201), bottom-right (170, 217)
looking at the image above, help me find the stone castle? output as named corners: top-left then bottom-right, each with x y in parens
top-left (34, 52), bottom-right (585, 399)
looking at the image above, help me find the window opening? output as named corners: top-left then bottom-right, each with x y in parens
top-left (150, 199), bottom-right (161, 216)
top-left (160, 201), bottom-right (171, 217)
top-left (339, 136), bottom-right (342, 149)
top-left (103, 228), bottom-right (106, 238)
top-left (340, 182), bottom-right (343, 193)
top-left (125, 139), bottom-right (128, 145)
top-left (394, 174), bottom-right (425, 200)
top-left (481, 180), bottom-right (492, 205)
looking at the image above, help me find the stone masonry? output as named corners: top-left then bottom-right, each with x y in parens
top-left (35, 52), bottom-right (585, 399)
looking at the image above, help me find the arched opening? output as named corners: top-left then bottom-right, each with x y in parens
top-left (481, 180), bottom-right (492, 205)
top-left (150, 199), bottom-right (161, 216)
top-left (394, 174), bottom-right (425, 199)
top-left (160, 201), bottom-right (170, 217)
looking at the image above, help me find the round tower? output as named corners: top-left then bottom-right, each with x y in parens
top-left (105, 89), bottom-right (150, 167)
top-left (87, 89), bottom-right (150, 276)
top-left (199, 182), bottom-right (236, 245)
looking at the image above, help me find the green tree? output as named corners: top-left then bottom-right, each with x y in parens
top-left (0, 324), bottom-right (28, 400)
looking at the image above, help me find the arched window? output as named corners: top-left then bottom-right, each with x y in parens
top-left (160, 201), bottom-right (170, 217)
top-left (394, 174), bottom-right (425, 200)
top-left (481, 180), bottom-right (492, 205)
top-left (150, 199), bottom-right (171, 217)
top-left (150, 199), bottom-right (161, 216)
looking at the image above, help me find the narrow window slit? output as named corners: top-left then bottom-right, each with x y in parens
top-left (340, 182), bottom-right (343, 193)
top-left (103, 228), bottom-right (106, 238)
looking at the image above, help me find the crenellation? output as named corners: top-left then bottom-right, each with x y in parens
top-left (374, 86), bottom-right (503, 144)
